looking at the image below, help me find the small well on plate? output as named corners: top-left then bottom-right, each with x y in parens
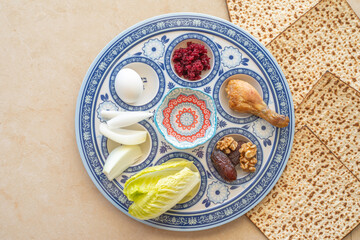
top-left (219, 74), bottom-right (264, 118)
top-left (170, 39), bottom-right (214, 81)
top-left (109, 56), bottom-right (166, 111)
top-left (205, 127), bottom-right (264, 185)
top-left (215, 134), bottom-right (258, 179)
top-left (116, 63), bottom-right (158, 106)
top-left (105, 123), bottom-right (152, 168)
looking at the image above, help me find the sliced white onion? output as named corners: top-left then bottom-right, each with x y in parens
top-left (99, 123), bottom-right (147, 145)
top-left (101, 110), bottom-right (122, 120)
top-left (103, 145), bottom-right (142, 180)
top-left (107, 111), bottom-right (153, 129)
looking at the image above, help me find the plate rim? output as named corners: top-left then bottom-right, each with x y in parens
top-left (75, 12), bottom-right (295, 231)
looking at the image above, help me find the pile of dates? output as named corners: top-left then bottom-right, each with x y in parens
top-left (211, 136), bottom-right (257, 182)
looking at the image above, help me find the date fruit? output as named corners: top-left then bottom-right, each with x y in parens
top-left (211, 150), bottom-right (237, 182)
top-left (227, 140), bottom-right (246, 166)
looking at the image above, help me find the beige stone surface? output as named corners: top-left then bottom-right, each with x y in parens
top-left (1, 0), bottom-right (360, 239)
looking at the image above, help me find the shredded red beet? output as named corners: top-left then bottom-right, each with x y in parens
top-left (172, 42), bottom-right (211, 80)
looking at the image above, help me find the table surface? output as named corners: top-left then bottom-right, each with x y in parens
top-left (1, 0), bottom-right (359, 239)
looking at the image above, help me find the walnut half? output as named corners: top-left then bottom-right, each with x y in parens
top-left (239, 142), bottom-right (257, 172)
top-left (216, 136), bottom-right (238, 154)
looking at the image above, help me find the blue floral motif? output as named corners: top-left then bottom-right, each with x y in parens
top-left (96, 99), bottom-right (119, 122)
top-left (94, 166), bottom-right (102, 175)
top-left (202, 198), bottom-right (211, 207)
top-left (221, 46), bottom-right (242, 68)
top-left (142, 39), bottom-right (165, 60)
top-left (157, 61), bottom-right (165, 70)
top-left (167, 82), bottom-right (175, 89)
top-left (118, 194), bottom-right (128, 204)
top-left (160, 35), bottom-right (170, 44)
top-left (188, 217), bottom-right (197, 225)
top-left (120, 175), bottom-right (129, 184)
top-left (203, 86), bottom-right (211, 94)
top-left (159, 141), bottom-right (172, 154)
top-left (217, 119), bottom-right (227, 128)
top-left (218, 67), bottom-right (224, 76)
top-left (241, 58), bottom-right (250, 66)
top-left (192, 146), bottom-right (204, 158)
top-left (207, 181), bottom-right (229, 204)
top-left (149, 109), bottom-right (156, 123)
top-left (252, 119), bottom-right (275, 140)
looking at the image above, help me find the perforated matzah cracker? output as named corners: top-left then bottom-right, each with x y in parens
top-left (247, 126), bottom-right (360, 240)
top-left (227, 0), bottom-right (320, 45)
top-left (267, 0), bottom-right (360, 106)
top-left (295, 72), bottom-right (360, 179)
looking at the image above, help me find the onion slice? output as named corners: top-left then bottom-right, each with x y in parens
top-left (103, 145), bottom-right (142, 180)
top-left (100, 110), bottom-right (121, 120)
top-left (107, 111), bottom-right (153, 129)
top-left (99, 123), bottom-right (147, 145)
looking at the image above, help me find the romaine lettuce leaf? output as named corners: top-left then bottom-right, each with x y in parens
top-left (123, 160), bottom-right (200, 220)
top-left (124, 160), bottom-right (194, 201)
top-left (127, 167), bottom-right (200, 220)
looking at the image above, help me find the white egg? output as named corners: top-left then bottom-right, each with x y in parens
top-left (115, 68), bottom-right (143, 104)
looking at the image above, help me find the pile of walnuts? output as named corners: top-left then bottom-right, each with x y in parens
top-left (239, 142), bottom-right (257, 172)
top-left (216, 136), bottom-right (238, 154)
top-left (216, 136), bottom-right (257, 172)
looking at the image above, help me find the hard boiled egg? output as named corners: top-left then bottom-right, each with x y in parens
top-left (115, 68), bottom-right (143, 104)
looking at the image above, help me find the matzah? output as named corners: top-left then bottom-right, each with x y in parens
top-left (247, 126), bottom-right (360, 240)
top-left (267, 0), bottom-right (360, 106)
top-left (296, 72), bottom-right (360, 179)
top-left (227, 0), bottom-right (320, 45)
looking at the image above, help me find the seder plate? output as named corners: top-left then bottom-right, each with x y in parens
top-left (75, 13), bottom-right (295, 231)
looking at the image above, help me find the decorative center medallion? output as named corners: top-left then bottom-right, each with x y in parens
top-left (162, 94), bottom-right (211, 142)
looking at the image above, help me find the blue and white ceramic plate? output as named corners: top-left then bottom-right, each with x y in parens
top-left (75, 13), bottom-right (295, 231)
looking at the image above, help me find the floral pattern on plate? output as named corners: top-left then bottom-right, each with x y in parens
top-left (206, 181), bottom-right (230, 204)
top-left (142, 38), bottom-right (165, 60)
top-left (252, 119), bottom-right (275, 139)
top-left (252, 118), bottom-right (275, 147)
top-left (221, 46), bottom-right (242, 68)
top-left (96, 94), bottom-right (119, 122)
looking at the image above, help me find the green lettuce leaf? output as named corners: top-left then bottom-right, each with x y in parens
top-left (124, 160), bottom-right (194, 201)
top-left (123, 160), bottom-right (200, 220)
